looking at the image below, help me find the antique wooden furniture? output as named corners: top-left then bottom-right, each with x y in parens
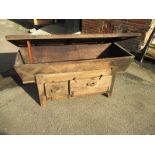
top-left (6, 33), bottom-right (140, 106)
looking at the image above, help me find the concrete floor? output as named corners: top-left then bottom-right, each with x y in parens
top-left (0, 20), bottom-right (155, 135)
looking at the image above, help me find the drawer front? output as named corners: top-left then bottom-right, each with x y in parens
top-left (36, 69), bottom-right (113, 104)
top-left (70, 75), bottom-right (112, 97)
top-left (45, 81), bottom-right (68, 99)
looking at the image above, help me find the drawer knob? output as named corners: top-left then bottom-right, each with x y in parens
top-left (86, 81), bottom-right (97, 87)
top-left (50, 86), bottom-right (61, 93)
top-left (99, 74), bottom-right (103, 80)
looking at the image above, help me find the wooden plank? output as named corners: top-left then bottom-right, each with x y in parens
top-left (70, 75), bottom-right (112, 97)
top-left (6, 33), bottom-right (141, 41)
top-left (36, 69), bottom-right (112, 83)
top-left (15, 55), bottom-right (133, 84)
top-left (19, 42), bottom-right (133, 64)
top-left (20, 43), bottom-right (111, 63)
top-left (45, 81), bottom-right (68, 99)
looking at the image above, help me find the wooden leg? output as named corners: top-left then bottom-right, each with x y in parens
top-left (39, 95), bottom-right (47, 107)
top-left (35, 75), bottom-right (47, 107)
top-left (106, 91), bottom-right (111, 97)
top-left (107, 74), bottom-right (116, 97)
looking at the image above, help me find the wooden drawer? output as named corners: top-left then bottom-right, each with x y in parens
top-left (45, 81), bottom-right (68, 99)
top-left (70, 75), bottom-right (112, 97)
top-left (36, 69), bottom-right (113, 106)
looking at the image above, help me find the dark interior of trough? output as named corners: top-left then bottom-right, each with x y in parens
top-left (97, 43), bottom-right (131, 59)
top-left (18, 43), bottom-right (131, 64)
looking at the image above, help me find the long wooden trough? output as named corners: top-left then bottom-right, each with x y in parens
top-left (6, 33), bottom-right (140, 106)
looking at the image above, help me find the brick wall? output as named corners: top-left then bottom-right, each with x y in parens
top-left (82, 19), bottom-right (152, 53)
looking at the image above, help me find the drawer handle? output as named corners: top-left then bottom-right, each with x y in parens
top-left (51, 86), bottom-right (61, 93)
top-left (99, 74), bottom-right (103, 80)
top-left (86, 81), bottom-right (97, 87)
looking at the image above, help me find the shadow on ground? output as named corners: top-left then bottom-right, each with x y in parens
top-left (0, 131), bottom-right (7, 135)
top-left (9, 19), bottom-right (33, 29)
top-left (21, 83), bottom-right (40, 105)
top-left (0, 53), bottom-right (16, 74)
top-left (141, 57), bottom-right (155, 74)
top-left (0, 52), bottom-right (40, 105)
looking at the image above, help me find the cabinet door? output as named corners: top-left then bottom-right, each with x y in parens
top-left (70, 75), bottom-right (112, 97)
top-left (45, 81), bottom-right (69, 99)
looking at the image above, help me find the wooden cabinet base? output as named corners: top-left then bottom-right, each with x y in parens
top-left (35, 69), bottom-right (115, 106)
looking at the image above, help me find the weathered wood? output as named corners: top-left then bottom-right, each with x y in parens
top-left (6, 33), bottom-right (141, 47)
top-left (20, 43), bottom-right (111, 63)
top-left (26, 40), bottom-right (33, 63)
top-left (14, 43), bottom-right (134, 84)
top-left (45, 81), bottom-right (69, 99)
top-left (70, 75), bottom-right (112, 97)
top-left (8, 33), bottom-right (137, 106)
top-left (6, 33), bottom-right (141, 40)
top-left (36, 69), bottom-right (112, 83)
top-left (35, 70), bottom-right (113, 105)
top-left (35, 75), bottom-right (47, 107)
top-left (15, 55), bottom-right (133, 84)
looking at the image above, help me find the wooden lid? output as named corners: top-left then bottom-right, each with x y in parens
top-left (6, 33), bottom-right (141, 47)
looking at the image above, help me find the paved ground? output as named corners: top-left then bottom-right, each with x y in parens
top-left (0, 20), bottom-right (155, 134)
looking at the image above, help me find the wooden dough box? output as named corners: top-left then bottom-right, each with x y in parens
top-left (6, 33), bottom-right (140, 106)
